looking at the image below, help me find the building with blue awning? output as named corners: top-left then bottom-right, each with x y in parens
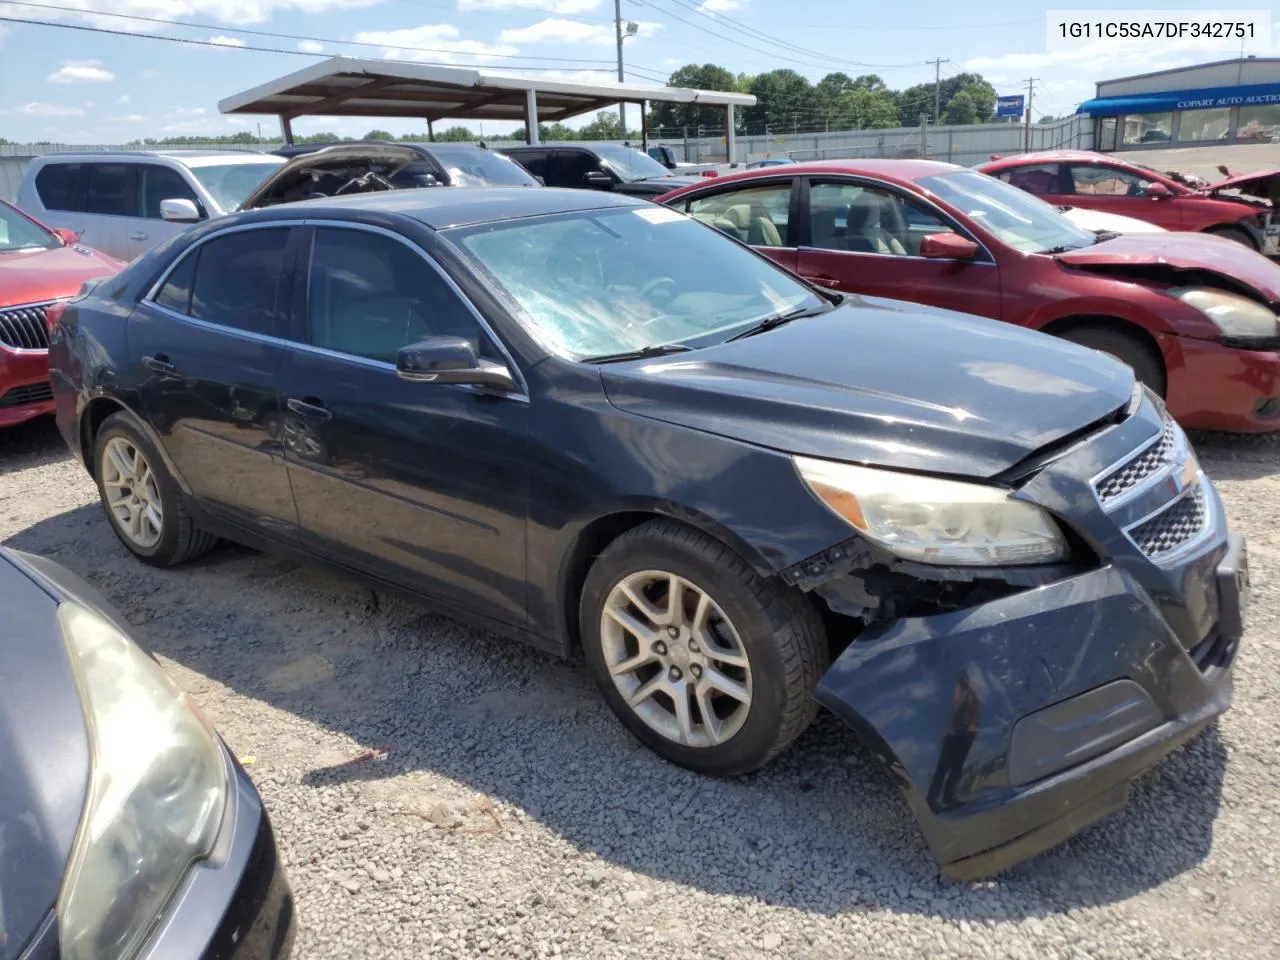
top-left (1076, 57), bottom-right (1280, 151)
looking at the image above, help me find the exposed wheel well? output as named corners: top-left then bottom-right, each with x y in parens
top-left (559, 510), bottom-right (840, 658)
top-left (1037, 315), bottom-right (1167, 393)
top-left (1204, 223), bottom-right (1259, 250)
top-left (79, 397), bottom-right (127, 476)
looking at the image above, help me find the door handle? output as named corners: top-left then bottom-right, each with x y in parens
top-left (130, 232), bottom-right (148, 242)
top-left (287, 397), bottom-right (333, 421)
top-left (803, 275), bottom-right (843, 289)
top-left (142, 354), bottom-right (176, 374)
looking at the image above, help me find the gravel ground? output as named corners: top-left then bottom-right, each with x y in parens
top-left (3, 418), bottom-right (1279, 960)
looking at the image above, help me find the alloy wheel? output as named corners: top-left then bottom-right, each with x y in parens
top-left (600, 570), bottom-right (753, 748)
top-left (101, 436), bottom-right (164, 549)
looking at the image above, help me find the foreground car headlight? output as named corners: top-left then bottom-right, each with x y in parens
top-left (794, 456), bottom-right (1068, 565)
top-left (57, 602), bottom-right (228, 960)
top-left (1170, 287), bottom-right (1279, 339)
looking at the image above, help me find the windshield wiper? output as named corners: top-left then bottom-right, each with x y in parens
top-left (1091, 230), bottom-right (1121, 244)
top-left (582, 343), bottom-right (693, 364)
top-left (724, 305), bottom-right (828, 343)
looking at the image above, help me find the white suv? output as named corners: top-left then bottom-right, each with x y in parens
top-left (14, 150), bottom-right (284, 261)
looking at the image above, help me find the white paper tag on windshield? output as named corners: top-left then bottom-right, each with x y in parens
top-left (632, 207), bottom-right (685, 224)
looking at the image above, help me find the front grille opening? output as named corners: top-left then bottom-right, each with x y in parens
top-left (1129, 486), bottom-right (1207, 557)
top-left (1096, 415), bottom-right (1175, 502)
top-left (0, 304), bottom-right (51, 350)
top-left (0, 381), bottom-right (54, 409)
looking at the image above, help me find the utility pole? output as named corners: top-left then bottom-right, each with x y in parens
top-left (927, 57), bottom-right (950, 123)
top-left (614, 0), bottom-right (626, 135)
top-left (1023, 77), bottom-right (1038, 152)
top-left (920, 113), bottom-right (929, 158)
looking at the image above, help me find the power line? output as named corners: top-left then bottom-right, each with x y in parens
top-left (0, 1), bottom-right (622, 66)
top-left (653, 0), bottom-right (914, 70)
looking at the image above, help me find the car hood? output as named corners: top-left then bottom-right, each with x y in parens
top-left (1055, 232), bottom-right (1280, 303)
top-left (599, 297), bottom-right (1134, 478)
top-left (1206, 168), bottom-right (1280, 194)
top-left (0, 243), bottom-right (120, 309)
top-left (0, 550), bottom-right (91, 960)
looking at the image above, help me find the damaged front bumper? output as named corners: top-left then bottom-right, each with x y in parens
top-left (804, 394), bottom-right (1249, 878)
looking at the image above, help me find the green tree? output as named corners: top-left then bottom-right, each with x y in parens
top-left (845, 88), bottom-right (900, 128)
top-left (648, 63), bottom-right (740, 132)
top-left (363, 128), bottom-right (395, 140)
top-left (434, 126), bottom-right (475, 142)
top-left (942, 89), bottom-right (978, 125)
top-left (1038, 114), bottom-right (1062, 124)
top-left (577, 110), bottom-right (625, 140)
top-left (742, 69), bottom-right (816, 134)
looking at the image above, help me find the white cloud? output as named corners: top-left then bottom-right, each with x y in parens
top-left (108, 113), bottom-right (146, 122)
top-left (0, 0), bottom-right (381, 28)
top-left (458, 0), bottom-right (600, 12)
top-left (698, 0), bottom-right (745, 10)
top-left (297, 39), bottom-right (324, 53)
top-left (16, 102), bottom-right (86, 117)
top-left (0, 24), bottom-right (9, 45)
top-left (168, 106), bottom-right (208, 118)
top-left (499, 17), bottom-right (660, 45)
top-left (209, 34), bottom-right (245, 46)
top-left (353, 24), bottom-right (518, 64)
top-left (48, 59), bottom-right (115, 83)
top-left (117, 94), bottom-right (131, 104)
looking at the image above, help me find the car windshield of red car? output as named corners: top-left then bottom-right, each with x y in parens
top-left (919, 169), bottom-right (1097, 255)
top-left (0, 203), bottom-right (58, 253)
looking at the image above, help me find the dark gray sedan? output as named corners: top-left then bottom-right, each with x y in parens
top-left (0, 547), bottom-right (293, 960)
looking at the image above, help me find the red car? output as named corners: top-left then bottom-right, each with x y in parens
top-left (978, 150), bottom-right (1279, 254)
top-left (1, 199), bottom-right (121, 427)
top-left (658, 159), bottom-right (1280, 433)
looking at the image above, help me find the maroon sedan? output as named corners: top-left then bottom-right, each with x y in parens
top-left (979, 150), bottom-right (1278, 253)
top-left (659, 159), bottom-right (1280, 433)
top-left (0, 199), bottom-right (120, 428)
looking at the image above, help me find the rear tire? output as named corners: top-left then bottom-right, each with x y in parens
top-left (94, 411), bottom-right (218, 566)
top-left (1206, 225), bottom-right (1257, 250)
top-left (580, 519), bottom-right (827, 776)
top-left (1059, 324), bottom-right (1166, 397)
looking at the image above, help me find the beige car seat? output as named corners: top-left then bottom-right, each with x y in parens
top-left (845, 193), bottom-right (907, 255)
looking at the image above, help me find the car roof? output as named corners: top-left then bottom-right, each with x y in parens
top-left (33, 149), bottom-right (277, 165)
top-left (663, 157), bottom-right (962, 195)
top-left (982, 150), bottom-right (1111, 168)
top-left (234, 185), bottom-right (647, 230)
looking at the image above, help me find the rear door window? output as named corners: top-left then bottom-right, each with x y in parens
top-left (187, 228), bottom-right (293, 337)
top-left (507, 150), bottom-right (548, 179)
top-left (83, 163), bottom-right (139, 217)
top-left (685, 183), bottom-right (791, 247)
top-left (994, 163), bottom-right (1062, 196)
top-left (35, 163), bottom-right (83, 212)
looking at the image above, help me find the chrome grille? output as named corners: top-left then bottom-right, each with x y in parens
top-left (1129, 484), bottom-right (1207, 557)
top-left (0, 303), bottom-right (51, 350)
top-left (1095, 415), bottom-right (1175, 502)
top-left (0, 381), bottom-right (54, 408)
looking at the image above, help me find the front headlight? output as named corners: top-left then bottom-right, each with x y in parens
top-left (57, 602), bottom-right (228, 960)
top-left (1170, 286), bottom-right (1279, 339)
top-left (794, 456), bottom-right (1069, 566)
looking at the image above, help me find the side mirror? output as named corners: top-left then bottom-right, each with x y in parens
top-left (51, 227), bottom-right (80, 245)
top-left (583, 170), bottom-right (613, 188)
top-left (396, 336), bottom-right (518, 392)
top-left (1144, 182), bottom-right (1171, 199)
top-left (919, 232), bottom-right (980, 260)
top-left (160, 198), bottom-right (202, 222)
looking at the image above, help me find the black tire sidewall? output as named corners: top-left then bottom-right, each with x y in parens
top-left (1063, 326), bottom-right (1166, 396)
top-left (580, 530), bottom-right (803, 776)
top-left (94, 413), bottom-right (184, 563)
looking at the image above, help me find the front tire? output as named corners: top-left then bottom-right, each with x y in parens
top-left (580, 520), bottom-right (827, 776)
top-left (1206, 225), bottom-right (1257, 250)
top-left (1059, 324), bottom-right (1167, 397)
top-left (94, 411), bottom-right (218, 566)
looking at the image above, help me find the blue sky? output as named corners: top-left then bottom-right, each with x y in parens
top-left (0, 0), bottom-right (1276, 143)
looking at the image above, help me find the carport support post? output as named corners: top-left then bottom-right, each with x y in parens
top-left (725, 104), bottom-right (736, 164)
top-left (641, 101), bottom-right (648, 152)
top-left (427, 119), bottom-right (435, 142)
top-left (279, 115), bottom-right (294, 145)
top-left (525, 88), bottom-right (540, 144)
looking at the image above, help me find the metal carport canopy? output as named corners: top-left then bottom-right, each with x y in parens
top-left (218, 56), bottom-right (755, 152)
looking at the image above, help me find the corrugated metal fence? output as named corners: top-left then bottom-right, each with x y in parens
top-left (1, 116), bottom-right (1093, 202)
